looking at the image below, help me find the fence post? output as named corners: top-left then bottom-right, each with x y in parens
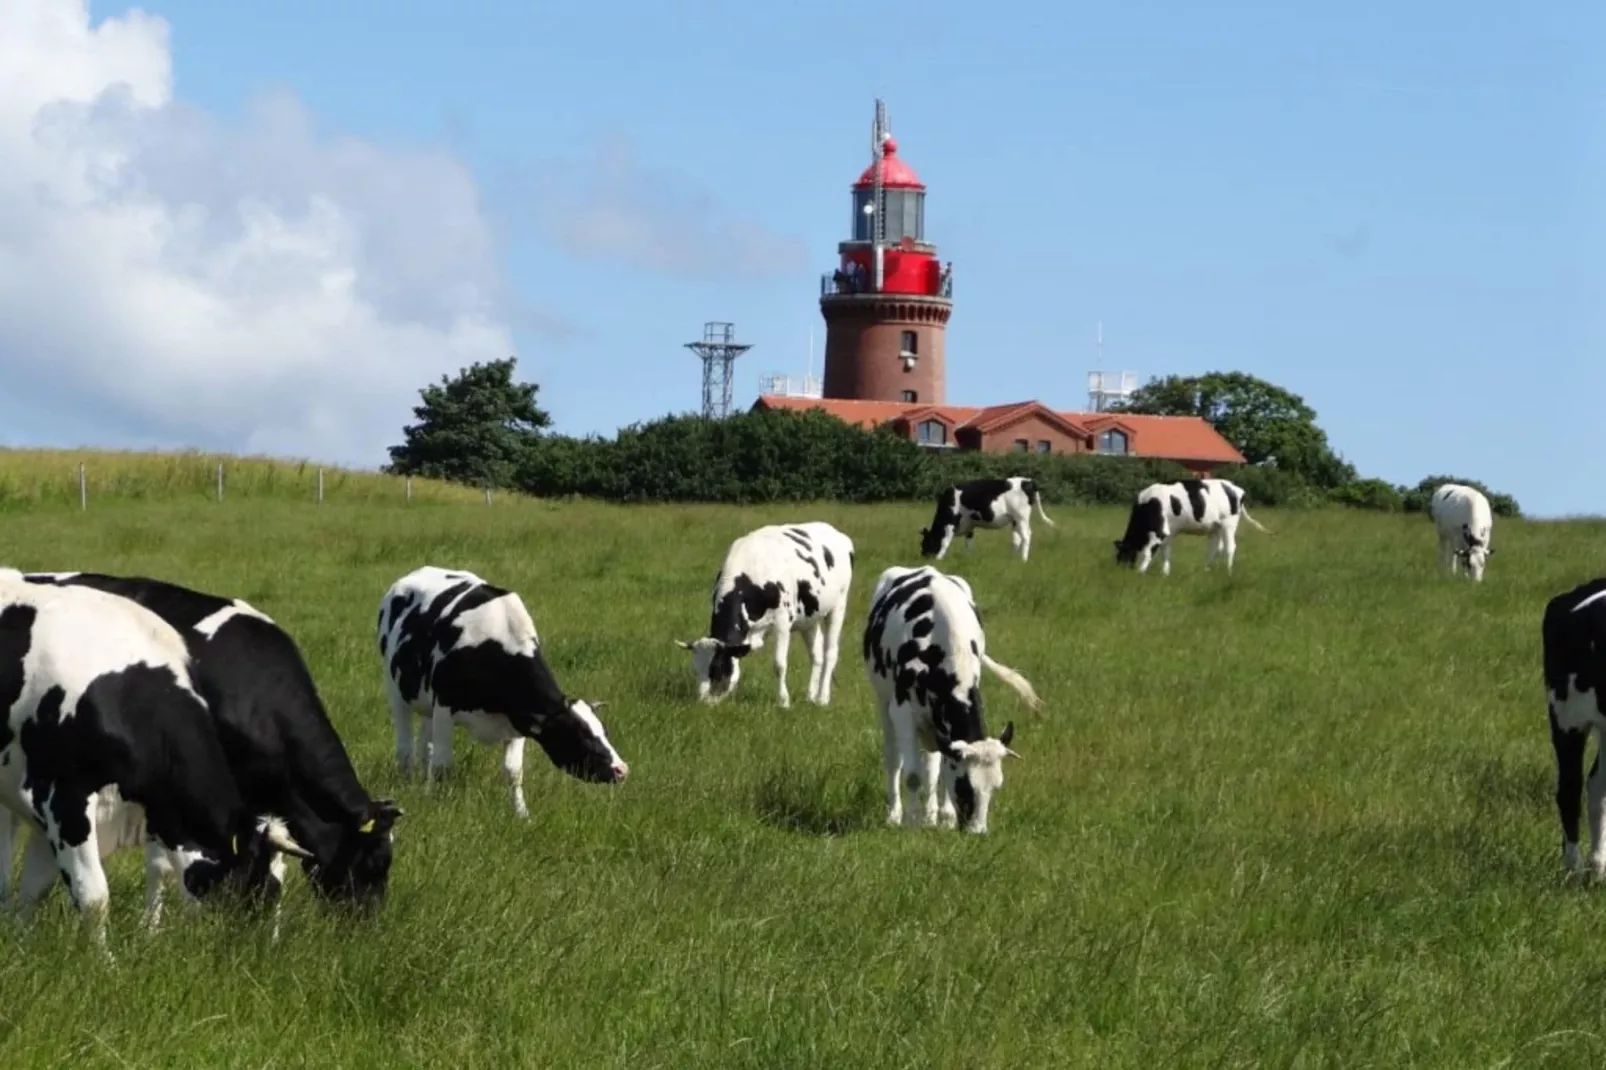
top-left (79, 462), bottom-right (87, 511)
top-left (405, 477), bottom-right (412, 504)
top-left (317, 468), bottom-right (324, 504)
top-left (216, 463), bottom-right (224, 502)
top-left (484, 487), bottom-right (492, 506)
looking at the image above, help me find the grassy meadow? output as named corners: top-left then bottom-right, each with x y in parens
top-left (3, 455), bottom-right (1606, 1068)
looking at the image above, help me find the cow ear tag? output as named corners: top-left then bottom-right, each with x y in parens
top-left (231, 834), bottom-right (239, 855)
top-left (358, 818), bottom-right (376, 834)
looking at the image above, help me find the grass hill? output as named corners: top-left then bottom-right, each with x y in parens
top-left (0, 447), bottom-right (497, 507)
top-left (1, 460), bottom-right (1604, 1067)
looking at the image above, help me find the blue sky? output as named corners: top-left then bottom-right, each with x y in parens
top-left (3, 0), bottom-right (1602, 515)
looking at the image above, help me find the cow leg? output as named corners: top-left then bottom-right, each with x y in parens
top-left (427, 705), bottom-right (456, 787)
top-left (805, 621), bottom-right (826, 704)
top-left (387, 680), bottom-right (417, 774)
top-left (1221, 528), bottom-right (1238, 573)
top-left (893, 712), bottom-right (929, 829)
top-left (1552, 715), bottom-right (1587, 873)
top-left (503, 738), bottom-right (530, 820)
top-left (1587, 734), bottom-right (1606, 878)
top-left (771, 617), bottom-right (795, 708)
top-left (42, 818), bottom-right (114, 954)
top-left (935, 759), bottom-right (959, 829)
top-left (1013, 522), bottom-right (1030, 562)
top-left (919, 750), bottom-right (943, 827)
top-left (816, 604), bottom-right (847, 706)
top-left (142, 842), bottom-right (173, 931)
top-left (0, 809), bottom-right (12, 909)
top-left (1161, 538), bottom-right (1174, 576)
top-left (963, 532), bottom-right (975, 555)
top-left (879, 703), bottom-right (903, 826)
top-left (13, 825), bottom-right (59, 922)
top-left (1204, 531), bottom-right (1219, 570)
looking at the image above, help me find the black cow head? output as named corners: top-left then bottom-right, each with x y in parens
top-left (303, 798), bottom-right (406, 910)
top-left (530, 698), bottom-right (630, 784)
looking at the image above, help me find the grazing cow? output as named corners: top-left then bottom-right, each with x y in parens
top-left (676, 521), bottom-right (855, 708)
top-left (1112, 477), bottom-right (1269, 575)
top-left (379, 566), bottom-right (628, 820)
top-left (863, 565), bottom-right (1041, 834)
top-left (0, 571), bottom-right (310, 948)
top-left (1541, 577), bottom-right (1606, 876)
top-left (920, 477), bottom-right (1056, 562)
top-left (6, 571), bottom-right (404, 926)
top-left (1429, 483), bottom-right (1495, 581)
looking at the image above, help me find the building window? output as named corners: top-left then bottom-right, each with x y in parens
top-left (1098, 429), bottom-right (1130, 454)
top-left (1035, 440), bottom-right (1051, 454)
top-left (917, 420), bottom-right (947, 446)
top-left (1012, 438), bottom-right (1029, 452)
top-left (900, 330), bottom-right (918, 357)
top-left (901, 390), bottom-right (918, 403)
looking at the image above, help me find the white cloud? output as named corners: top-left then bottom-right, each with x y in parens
top-left (0, 0), bottom-right (523, 466)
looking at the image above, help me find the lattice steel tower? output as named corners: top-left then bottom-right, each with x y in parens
top-left (684, 321), bottom-right (753, 419)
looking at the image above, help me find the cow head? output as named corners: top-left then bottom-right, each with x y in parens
top-left (178, 816), bottom-right (316, 906)
top-left (919, 525), bottom-right (950, 558)
top-left (939, 721), bottom-right (1021, 834)
top-left (676, 637), bottom-right (752, 702)
top-left (532, 698), bottom-right (629, 784)
top-left (304, 798), bottom-right (406, 909)
top-left (1456, 526), bottom-right (1494, 581)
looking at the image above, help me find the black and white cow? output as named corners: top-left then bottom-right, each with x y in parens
top-left (1541, 577), bottom-right (1606, 877)
top-left (920, 477), bottom-right (1056, 562)
top-left (676, 521), bottom-right (855, 708)
top-left (0, 570), bottom-right (310, 948)
top-left (863, 565), bottom-right (1040, 834)
top-left (379, 566), bottom-right (628, 820)
top-left (1429, 482), bottom-right (1495, 581)
top-left (1112, 477), bottom-right (1269, 575)
top-left (5, 571), bottom-right (404, 926)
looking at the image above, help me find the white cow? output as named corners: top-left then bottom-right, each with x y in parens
top-left (863, 565), bottom-right (1040, 834)
top-left (919, 476), bottom-right (1057, 562)
top-left (1112, 477), bottom-right (1269, 575)
top-left (1428, 483), bottom-right (1495, 581)
top-left (677, 521), bottom-right (855, 708)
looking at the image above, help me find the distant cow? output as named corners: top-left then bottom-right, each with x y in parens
top-left (5, 571), bottom-right (404, 926)
top-left (1541, 577), bottom-right (1606, 876)
top-left (920, 477), bottom-right (1056, 562)
top-left (379, 566), bottom-right (628, 820)
top-left (0, 571), bottom-right (310, 948)
top-left (1428, 483), bottom-right (1495, 581)
top-left (1113, 477), bottom-right (1268, 575)
top-left (677, 521), bottom-right (855, 708)
top-left (863, 564), bottom-right (1040, 834)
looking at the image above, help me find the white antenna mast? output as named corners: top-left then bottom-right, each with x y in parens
top-left (870, 98), bottom-right (888, 292)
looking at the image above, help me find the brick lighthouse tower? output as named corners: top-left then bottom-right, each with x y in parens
top-left (819, 99), bottom-right (953, 406)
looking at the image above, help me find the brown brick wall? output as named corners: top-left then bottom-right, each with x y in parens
top-left (976, 415), bottom-right (1090, 456)
top-left (820, 295), bottom-right (951, 405)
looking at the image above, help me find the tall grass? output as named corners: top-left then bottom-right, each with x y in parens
top-left (1, 493), bottom-right (1604, 1068)
top-left (0, 448), bottom-right (495, 507)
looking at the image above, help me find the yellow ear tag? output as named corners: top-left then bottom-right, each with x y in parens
top-left (358, 819), bottom-right (376, 834)
top-left (231, 834), bottom-right (239, 855)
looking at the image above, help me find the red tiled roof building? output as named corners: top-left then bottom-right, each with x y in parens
top-left (753, 102), bottom-right (1244, 476)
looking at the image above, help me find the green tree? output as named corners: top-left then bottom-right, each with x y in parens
top-left (386, 357), bottom-right (551, 489)
top-left (1115, 371), bottom-right (1356, 489)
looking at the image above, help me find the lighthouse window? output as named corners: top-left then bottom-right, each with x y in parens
top-left (901, 390), bottom-right (918, 403)
top-left (917, 420), bottom-right (947, 446)
top-left (900, 331), bottom-right (918, 357)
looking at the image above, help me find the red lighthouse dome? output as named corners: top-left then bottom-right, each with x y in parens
top-left (852, 137), bottom-right (925, 190)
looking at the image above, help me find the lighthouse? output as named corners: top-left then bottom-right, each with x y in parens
top-left (819, 99), bottom-right (953, 406)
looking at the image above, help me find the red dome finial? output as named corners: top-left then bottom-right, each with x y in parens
top-left (882, 135), bottom-right (898, 156)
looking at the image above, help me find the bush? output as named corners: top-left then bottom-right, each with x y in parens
top-left (1214, 464), bottom-right (1326, 509)
top-left (1328, 478), bottom-right (1406, 513)
top-left (1401, 475), bottom-right (1521, 519)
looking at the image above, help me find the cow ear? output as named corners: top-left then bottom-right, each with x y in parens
top-left (674, 640), bottom-right (693, 650)
top-left (945, 740), bottom-right (971, 762)
top-left (590, 700), bottom-right (609, 711)
top-left (998, 720), bottom-right (1015, 747)
top-left (360, 799), bottom-right (404, 836)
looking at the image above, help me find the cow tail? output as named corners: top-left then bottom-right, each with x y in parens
top-left (1239, 504), bottom-right (1271, 534)
top-left (1028, 481), bottom-right (1056, 527)
top-left (980, 653), bottom-right (1042, 711)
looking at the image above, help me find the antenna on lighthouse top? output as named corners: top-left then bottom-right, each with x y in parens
top-left (1086, 321), bottom-right (1139, 413)
top-left (869, 99), bottom-right (889, 292)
